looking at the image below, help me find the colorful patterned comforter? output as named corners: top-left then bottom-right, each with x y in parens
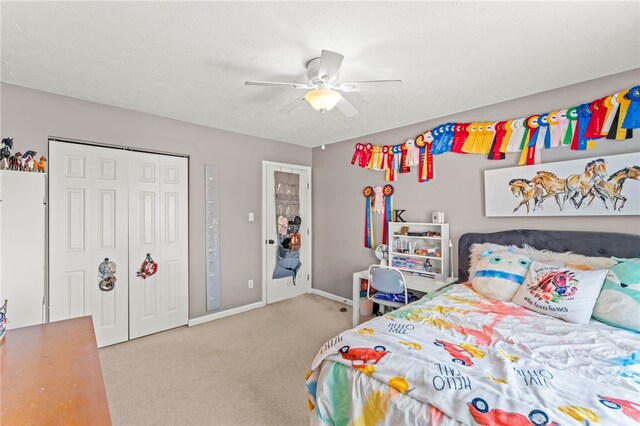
top-left (306, 283), bottom-right (640, 426)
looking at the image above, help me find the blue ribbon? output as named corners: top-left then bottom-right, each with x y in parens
top-left (391, 144), bottom-right (402, 170)
top-left (527, 120), bottom-right (540, 149)
top-left (577, 103), bottom-right (592, 150)
top-left (445, 123), bottom-right (455, 152)
top-left (365, 197), bottom-right (372, 248)
top-left (432, 125), bottom-right (445, 154)
top-left (622, 86), bottom-right (640, 129)
top-left (538, 113), bottom-right (551, 149)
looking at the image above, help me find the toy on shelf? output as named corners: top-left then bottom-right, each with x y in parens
top-left (0, 138), bottom-right (46, 173)
top-left (34, 156), bottom-right (47, 173)
top-left (0, 138), bottom-right (13, 170)
top-left (21, 151), bottom-right (37, 172)
top-left (9, 152), bottom-right (22, 170)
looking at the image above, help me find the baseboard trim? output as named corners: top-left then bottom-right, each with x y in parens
top-left (188, 301), bottom-right (266, 327)
top-left (310, 289), bottom-right (353, 306)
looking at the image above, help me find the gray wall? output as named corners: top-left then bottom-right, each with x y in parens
top-left (312, 69), bottom-right (640, 300)
top-left (0, 83), bottom-right (312, 319)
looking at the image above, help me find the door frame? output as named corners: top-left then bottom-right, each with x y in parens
top-left (261, 161), bottom-right (312, 305)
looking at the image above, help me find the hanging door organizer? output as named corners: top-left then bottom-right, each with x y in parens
top-left (272, 171), bottom-right (302, 284)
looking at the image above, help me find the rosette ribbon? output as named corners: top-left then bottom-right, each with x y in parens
top-left (363, 186), bottom-right (375, 248)
top-left (382, 184), bottom-right (394, 245)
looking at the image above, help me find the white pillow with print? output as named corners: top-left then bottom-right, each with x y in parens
top-left (512, 261), bottom-right (608, 324)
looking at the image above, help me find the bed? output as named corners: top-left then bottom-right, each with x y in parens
top-left (306, 229), bottom-right (640, 426)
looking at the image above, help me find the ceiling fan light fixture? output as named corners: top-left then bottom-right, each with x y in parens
top-left (304, 89), bottom-right (341, 113)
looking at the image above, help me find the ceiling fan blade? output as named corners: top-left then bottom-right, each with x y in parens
top-left (335, 96), bottom-right (358, 117)
top-left (277, 97), bottom-right (306, 114)
top-left (317, 50), bottom-right (344, 84)
top-left (336, 80), bottom-right (403, 91)
top-left (245, 81), bottom-right (312, 89)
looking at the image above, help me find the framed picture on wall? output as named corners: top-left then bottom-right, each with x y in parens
top-left (484, 152), bottom-right (640, 217)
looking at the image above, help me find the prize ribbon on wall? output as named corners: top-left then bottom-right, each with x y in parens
top-left (348, 86), bottom-right (640, 181)
top-left (363, 186), bottom-right (375, 248)
top-left (382, 185), bottom-right (394, 245)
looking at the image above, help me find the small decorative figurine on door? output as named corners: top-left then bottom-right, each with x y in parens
top-left (98, 258), bottom-right (117, 291)
top-left (136, 253), bottom-right (158, 279)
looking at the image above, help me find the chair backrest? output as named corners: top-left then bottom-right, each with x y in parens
top-left (368, 265), bottom-right (405, 294)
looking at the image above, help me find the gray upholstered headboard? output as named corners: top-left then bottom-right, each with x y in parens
top-left (458, 229), bottom-right (640, 282)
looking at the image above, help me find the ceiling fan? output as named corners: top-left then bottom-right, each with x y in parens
top-left (245, 50), bottom-right (402, 117)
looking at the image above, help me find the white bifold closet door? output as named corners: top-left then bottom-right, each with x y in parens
top-left (128, 152), bottom-right (188, 340)
top-left (49, 142), bottom-right (130, 347)
top-left (49, 141), bottom-right (188, 347)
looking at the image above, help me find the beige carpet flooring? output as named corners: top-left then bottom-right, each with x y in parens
top-left (99, 294), bottom-right (352, 426)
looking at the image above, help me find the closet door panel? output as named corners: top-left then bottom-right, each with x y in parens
top-left (129, 152), bottom-right (161, 336)
top-left (129, 153), bottom-right (188, 339)
top-left (49, 142), bottom-right (129, 347)
top-left (158, 156), bottom-right (188, 323)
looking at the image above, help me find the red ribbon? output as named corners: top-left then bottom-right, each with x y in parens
top-left (361, 143), bottom-right (373, 167)
top-left (585, 98), bottom-right (607, 139)
top-left (414, 135), bottom-right (426, 182)
top-left (385, 148), bottom-right (395, 181)
top-left (351, 143), bottom-right (364, 165)
top-left (400, 143), bottom-right (410, 173)
top-left (490, 121), bottom-right (507, 160)
top-left (425, 141), bottom-right (434, 180)
top-left (381, 145), bottom-right (390, 170)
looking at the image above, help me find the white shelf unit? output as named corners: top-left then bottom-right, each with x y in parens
top-left (0, 170), bottom-right (46, 329)
top-left (388, 222), bottom-right (450, 278)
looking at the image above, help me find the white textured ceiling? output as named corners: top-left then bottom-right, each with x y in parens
top-left (2, 1), bottom-right (639, 147)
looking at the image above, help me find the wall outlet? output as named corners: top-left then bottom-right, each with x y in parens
top-left (248, 279), bottom-right (254, 289)
top-left (248, 212), bottom-right (254, 222)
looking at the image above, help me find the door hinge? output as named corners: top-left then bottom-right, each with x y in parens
top-left (307, 274), bottom-right (310, 281)
top-left (307, 228), bottom-right (309, 235)
top-left (307, 182), bottom-right (310, 190)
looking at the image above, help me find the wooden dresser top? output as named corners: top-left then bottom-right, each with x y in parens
top-left (1, 316), bottom-right (112, 425)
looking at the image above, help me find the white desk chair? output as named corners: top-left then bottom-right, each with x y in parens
top-left (366, 265), bottom-right (410, 315)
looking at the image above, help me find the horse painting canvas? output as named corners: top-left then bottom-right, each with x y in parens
top-left (484, 153), bottom-right (640, 217)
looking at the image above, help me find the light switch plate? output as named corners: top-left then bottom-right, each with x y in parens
top-left (248, 212), bottom-right (254, 222)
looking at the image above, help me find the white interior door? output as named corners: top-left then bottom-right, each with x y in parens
top-left (263, 162), bottom-right (311, 304)
top-left (49, 142), bottom-right (129, 347)
top-left (128, 152), bottom-right (188, 339)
